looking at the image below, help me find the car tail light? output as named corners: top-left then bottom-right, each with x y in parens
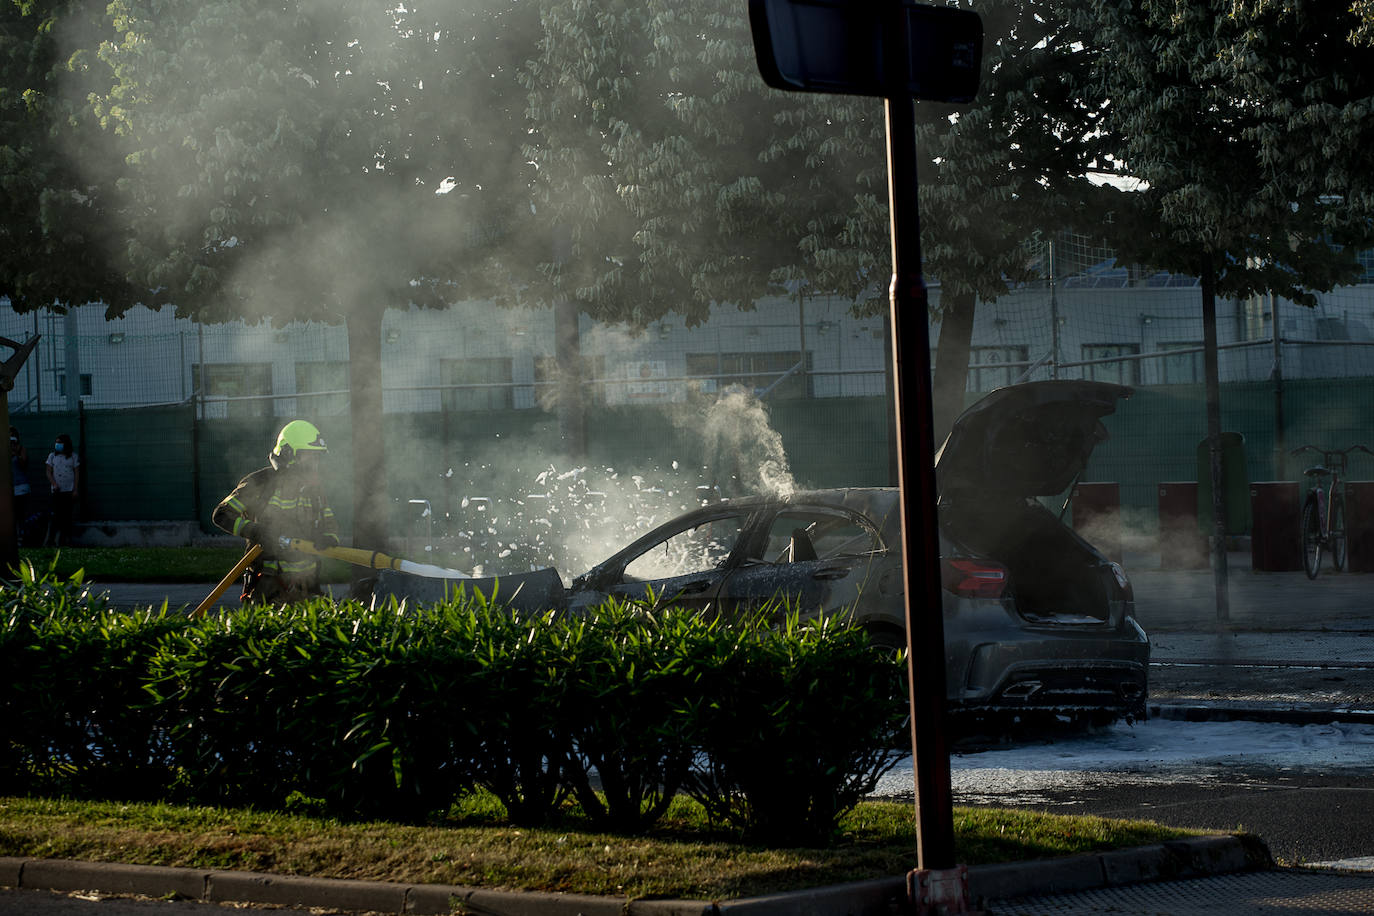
top-left (941, 558), bottom-right (1008, 598)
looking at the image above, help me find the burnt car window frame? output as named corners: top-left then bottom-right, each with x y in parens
top-left (749, 504), bottom-right (886, 564)
top-left (616, 506), bottom-right (757, 583)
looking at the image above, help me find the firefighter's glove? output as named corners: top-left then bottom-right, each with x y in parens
top-left (239, 521), bottom-right (262, 544)
top-left (318, 532), bottom-right (340, 550)
top-left (278, 535), bottom-right (297, 551)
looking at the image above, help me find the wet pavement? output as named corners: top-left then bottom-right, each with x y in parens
top-left (1126, 550), bottom-right (1374, 718)
top-left (991, 869), bottom-right (1374, 915)
top-left (986, 550), bottom-right (1374, 913)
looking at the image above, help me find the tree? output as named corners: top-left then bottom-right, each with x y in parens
top-left (0, 0), bottom-right (145, 313)
top-left (2, 0), bottom-right (144, 574)
top-left (1075, 0), bottom-right (1374, 614)
top-left (1222, 1), bottom-right (1374, 222)
top-left (914, 2), bottom-right (1117, 439)
top-left (82, 0), bottom-right (542, 549)
top-left (523, 0), bottom-right (1114, 445)
top-left (523, 0), bottom-right (883, 327)
top-left (1358, 2), bottom-right (1374, 46)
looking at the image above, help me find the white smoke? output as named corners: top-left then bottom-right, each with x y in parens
top-left (698, 386), bottom-right (797, 499)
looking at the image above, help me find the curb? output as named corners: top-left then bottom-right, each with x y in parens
top-left (1150, 702), bottom-right (1374, 725)
top-left (0, 835), bottom-right (1270, 915)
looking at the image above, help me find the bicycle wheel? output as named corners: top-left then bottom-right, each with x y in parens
top-left (1301, 497), bottom-right (1323, 579)
top-left (1330, 494), bottom-right (1348, 572)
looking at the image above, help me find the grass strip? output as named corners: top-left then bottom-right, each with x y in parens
top-left (0, 795), bottom-right (1200, 901)
top-left (15, 547), bottom-right (353, 584)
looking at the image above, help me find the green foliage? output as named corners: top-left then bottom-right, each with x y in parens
top-left (0, 0), bottom-right (143, 313)
top-left (560, 602), bottom-right (713, 832)
top-left (683, 612), bottom-right (908, 846)
top-left (0, 793), bottom-right (1201, 898)
top-left (16, 546), bottom-right (246, 583)
top-left (4, 0), bottom-right (550, 551)
top-left (1075, 0), bottom-right (1374, 299)
top-left (522, 0), bottom-right (1117, 438)
top-left (145, 598), bottom-right (487, 821)
top-left (2, 569), bottom-right (908, 844)
top-left (0, 560), bottom-right (178, 797)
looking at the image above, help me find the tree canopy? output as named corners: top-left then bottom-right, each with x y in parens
top-left (522, 0), bottom-right (886, 327)
top-left (523, 0), bottom-right (1119, 439)
top-left (1073, 0), bottom-right (1374, 600)
top-left (93, 0), bottom-right (541, 322)
top-left (4, 0), bottom-right (546, 545)
top-left (1078, 0), bottom-right (1374, 301)
top-left (0, 0), bottom-right (144, 314)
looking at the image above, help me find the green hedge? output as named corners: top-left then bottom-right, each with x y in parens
top-left (1, 565), bottom-right (907, 846)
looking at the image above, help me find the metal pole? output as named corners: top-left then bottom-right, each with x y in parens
top-left (797, 282), bottom-right (808, 396)
top-left (64, 310), bottom-right (81, 412)
top-left (1049, 240), bottom-right (1060, 379)
top-left (885, 89), bottom-right (957, 870)
top-left (1201, 256), bottom-right (1230, 622)
top-left (1271, 293), bottom-right (1284, 480)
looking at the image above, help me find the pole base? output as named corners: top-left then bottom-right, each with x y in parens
top-left (908, 864), bottom-right (981, 914)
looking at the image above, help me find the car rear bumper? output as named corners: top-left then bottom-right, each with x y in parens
top-left (961, 658), bottom-right (1149, 714)
top-left (954, 619), bottom-right (1150, 716)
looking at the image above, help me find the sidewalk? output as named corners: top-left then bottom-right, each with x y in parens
top-left (1125, 549), bottom-right (1374, 722)
top-left (0, 835), bottom-right (1284, 915)
top-left (1126, 548), bottom-right (1374, 632)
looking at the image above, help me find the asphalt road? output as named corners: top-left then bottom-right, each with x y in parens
top-left (969, 765), bottom-right (1374, 866)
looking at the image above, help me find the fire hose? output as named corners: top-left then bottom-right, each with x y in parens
top-left (193, 538), bottom-right (469, 618)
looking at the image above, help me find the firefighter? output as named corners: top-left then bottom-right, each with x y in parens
top-left (213, 419), bottom-right (341, 606)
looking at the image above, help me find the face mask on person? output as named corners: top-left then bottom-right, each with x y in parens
top-left (53, 443), bottom-right (64, 453)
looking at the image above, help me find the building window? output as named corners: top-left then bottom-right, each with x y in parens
top-left (686, 351), bottom-right (813, 398)
top-left (1159, 342), bottom-right (1203, 384)
top-left (968, 345), bottom-right (1029, 392)
top-left (441, 357), bottom-right (513, 411)
top-left (193, 363), bottom-right (273, 417)
top-left (56, 373), bottom-right (94, 398)
top-left (295, 360), bottom-right (349, 415)
top-left (1081, 344), bottom-right (1140, 385)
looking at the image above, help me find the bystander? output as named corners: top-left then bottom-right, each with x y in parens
top-left (44, 433), bottom-right (80, 547)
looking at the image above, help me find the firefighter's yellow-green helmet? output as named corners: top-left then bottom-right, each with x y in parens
top-left (270, 420), bottom-right (328, 470)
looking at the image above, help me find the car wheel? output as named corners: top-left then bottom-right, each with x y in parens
top-left (863, 625), bottom-right (908, 655)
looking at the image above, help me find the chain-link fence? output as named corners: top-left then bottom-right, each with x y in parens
top-left (5, 235), bottom-right (1374, 567)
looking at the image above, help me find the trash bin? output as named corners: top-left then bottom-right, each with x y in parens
top-left (1158, 482), bottom-right (1208, 569)
top-left (1346, 481), bottom-right (1374, 573)
top-left (1071, 482), bottom-right (1121, 562)
top-left (1249, 481), bottom-right (1302, 572)
top-left (1197, 432), bottom-right (1250, 536)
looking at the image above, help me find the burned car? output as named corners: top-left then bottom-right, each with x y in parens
top-left (376, 379), bottom-right (1148, 722)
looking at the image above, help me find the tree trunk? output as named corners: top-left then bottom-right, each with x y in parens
top-left (0, 393), bottom-right (16, 575)
top-left (0, 335), bottom-right (39, 575)
top-left (1200, 255), bottom-right (1230, 623)
top-left (347, 309), bottom-right (387, 558)
top-left (931, 289), bottom-right (976, 449)
top-left (554, 299), bottom-right (586, 460)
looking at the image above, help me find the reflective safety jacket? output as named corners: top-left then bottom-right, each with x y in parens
top-left (212, 466), bottom-right (339, 579)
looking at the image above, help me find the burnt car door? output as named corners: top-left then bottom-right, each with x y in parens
top-left (588, 506), bottom-right (755, 613)
top-left (715, 504), bottom-right (887, 622)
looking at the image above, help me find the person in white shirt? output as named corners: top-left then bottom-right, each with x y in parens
top-left (44, 433), bottom-right (80, 547)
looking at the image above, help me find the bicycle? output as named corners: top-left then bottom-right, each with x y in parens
top-left (1290, 444), bottom-right (1374, 579)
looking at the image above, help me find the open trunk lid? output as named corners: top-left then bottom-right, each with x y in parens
top-left (935, 380), bottom-right (1132, 500)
